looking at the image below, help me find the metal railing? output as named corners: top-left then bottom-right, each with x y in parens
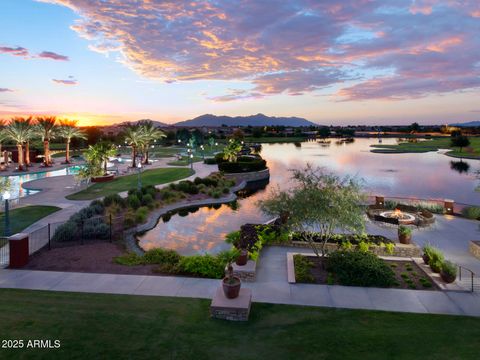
top-left (0, 236), bottom-right (8, 268)
top-left (458, 266), bottom-right (480, 292)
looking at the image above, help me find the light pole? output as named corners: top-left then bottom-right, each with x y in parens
top-left (137, 162), bottom-right (142, 191)
top-left (190, 154), bottom-right (194, 170)
top-left (200, 145), bottom-right (205, 160)
top-left (3, 191), bottom-right (11, 237)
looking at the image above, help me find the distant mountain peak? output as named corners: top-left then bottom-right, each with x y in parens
top-left (175, 114), bottom-right (318, 127)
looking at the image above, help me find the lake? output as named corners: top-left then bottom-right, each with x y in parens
top-left (138, 138), bottom-right (480, 255)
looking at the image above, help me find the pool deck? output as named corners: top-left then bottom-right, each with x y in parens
top-left (1, 246), bottom-right (479, 317)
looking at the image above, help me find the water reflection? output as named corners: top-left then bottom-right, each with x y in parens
top-left (450, 160), bottom-right (470, 174)
top-left (138, 138), bottom-right (480, 254)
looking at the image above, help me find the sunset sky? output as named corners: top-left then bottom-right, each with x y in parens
top-left (1, 0), bottom-right (479, 126)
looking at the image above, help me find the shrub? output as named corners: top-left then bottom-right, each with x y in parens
top-left (143, 248), bottom-right (181, 265)
top-left (385, 243), bottom-right (395, 255)
top-left (123, 210), bottom-right (136, 228)
top-left (293, 255), bottom-right (315, 283)
top-left (51, 221), bottom-right (79, 243)
top-left (222, 187), bottom-right (230, 194)
top-left (441, 260), bottom-right (457, 277)
top-left (398, 226), bottom-right (412, 236)
top-left (462, 206), bottom-right (480, 220)
top-left (127, 194), bottom-right (141, 209)
top-left (225, 230), bottom-right (241, 245)
top-left (141, 193), bottom-right (154, 207)
top-left (103, 194), bottom-right (125, 208)
top-left (176, 180), bottom-right (199, 194)
top-left (203, 157), bottom-right (217, 165)
top-left (114, 252), bottom-right (144, 266)
top-left (135, 206), bottom-right (149, 224)
top-left (141, 185), bottom-right (157, 198)
top-left (178, 254), bottom-right (225, 279)
top-left (218, 159), bottom-right (267, 173)
top-left (327, 250), bottom-right (396, 287)
top-left (358, 241), bottom-right (370, 253)
top-left (82, 219), bottom-right (110, 239)
top-left (428, 247), bottom-right (444, 268)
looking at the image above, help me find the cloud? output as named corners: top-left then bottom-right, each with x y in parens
top-left (43, 0), bottom-right (480, 101)
top-left (52, 76), bottom-right (78, 85)
top-left (37, 51), bottom-right (69, 61)
top-left (0, 88), bottom-right (13, 92)
top-left (0, 46), bottom-right (29, 57)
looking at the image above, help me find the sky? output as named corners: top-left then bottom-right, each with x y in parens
top-left (0, 0), bottom-right (479, 126)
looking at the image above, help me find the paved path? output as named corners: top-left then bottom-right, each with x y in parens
top-left (1, 246), bottom-right (479, 317)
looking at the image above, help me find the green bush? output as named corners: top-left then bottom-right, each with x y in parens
top-left (143, 248), bottom-right (181, 265)
top-left (385, 243), bottom-right (395, 255)
top-left (441, 260), bottom-right (457, 277)
top-left (103, 194), bottom-right (126, 208)
top-left (462, 206), bottom-right (480, 220)
top-left (127, 194), bottom-right (141, 209)
top-left (141, 193), bottom-right (154, 207)
top-left (114, 252), bottom-right (144, 266)
top-left (203, 157), bottom-right (217, 165)
top-left (175, 180), bottom-right (199, 194)
top-left (82, 219), bottom-right (110, 239)
top-left (51, 221), bottom-right (79, 243)
top-left (398, 225), bottom-right (412, 236)
top-left (327, 250), bottom-right (396, 287)
top-left (135, 206), bottom-right (149, 224)
top-left (428, 247), bottom-right (444, 271)
top-left (225, 230), bottom-right (241, 245)
top-left (178, 254), bottom-right (225, 279)
top-left (293, 255), bottom-right (315, 283)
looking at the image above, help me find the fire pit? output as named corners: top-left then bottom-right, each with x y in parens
top-left (379, 209), bottom-right (416, 225)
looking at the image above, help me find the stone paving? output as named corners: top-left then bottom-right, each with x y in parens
top-left (1, 246), bottom-right (479, 317)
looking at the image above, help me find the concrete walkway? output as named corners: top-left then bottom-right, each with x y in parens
top-left (1, 246), bottom-right (479, 317)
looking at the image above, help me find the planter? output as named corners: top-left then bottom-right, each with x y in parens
top-left (235, 249), bottom-right (248, 266)
top-left (91, 174), bottom-right (115, 183)
top-left (430, 261), bottom-right (442, 273)
top-left (222, 276), bottom-right (241, 299)
top-left (422, 254), bottom-right (430, 264)
top-left (398, 233), bottom-right (411, 244)
top-left (440, 271), bottom-right (456, 284)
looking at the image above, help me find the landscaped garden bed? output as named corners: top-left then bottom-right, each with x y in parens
top-left (293, 251), bottom-right (438, 290)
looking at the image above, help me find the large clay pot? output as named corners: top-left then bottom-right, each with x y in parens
top-left (422, 254), bottom-right (430, 265)
top-left (222, 276), bottom-right (241, 299)
top-left (440, 271), bottom-right (456, 284)
top-left (235, 249), bottom-right (248, 266)
top-left (398, 232), bottom-right (411, 245)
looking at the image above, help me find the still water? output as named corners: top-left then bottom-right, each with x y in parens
top-left (138, 138), bottom-right (480, 255)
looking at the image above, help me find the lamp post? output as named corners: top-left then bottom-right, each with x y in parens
top-left (190, 154), bottom-right (194, 170)
top-left (137, 162), bottom-right (142, 191)
top-left (3, 191), bottom-right (11, 237)
top-left (200, 145), bottom-right (205, 160)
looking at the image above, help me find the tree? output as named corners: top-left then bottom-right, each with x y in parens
top-left (318, 127), bottom-right (331, 138)
top-left (35, 116), bottom-right (57, 166)
top-left (4, 117), bottom-right (34, 171)
top-left (84, 142), bottom-right (116, 175)
top-left (222, 140), bottom-right (242, 162)
top-left (450, 135), bottom-right (470, 153)
top-left (258, 165), bottom-right (366, 259)
top-left (232, 128), bottom-right (245, 141)
top-left (22, 116), bottom-right (35, 167)
top-left (409, 122), bottom-right (420, 133)
top-left (138, 120), bottom-right (166, 165)
top-left (58, 120), bottom-right (87, 164)
top-left (123, 123), bottom-right (146, 168)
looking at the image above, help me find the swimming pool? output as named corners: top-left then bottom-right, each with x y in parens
top-left (0, 165), bottom-right (82, 200)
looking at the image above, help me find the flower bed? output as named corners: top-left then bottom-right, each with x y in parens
top-left (293, 251), bottom-right (438, 290)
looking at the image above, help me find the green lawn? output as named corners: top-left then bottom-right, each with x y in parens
top-left (167, 156), bottom-right (203, 166)
top-left (66, 167), bottom-right (194, 200)
top-left (0, 206), bottom-right (60, 235)
top-left (371, 137), bottom-right (480, 158)
top-left (0, 289), bottom-right (479, 359)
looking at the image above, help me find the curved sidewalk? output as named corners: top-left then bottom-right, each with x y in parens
top-left (0, 246), bottom-right (479, 317)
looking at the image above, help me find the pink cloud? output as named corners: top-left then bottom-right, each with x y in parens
top-left (0, 46), bottom-right (29, 57)
top-left (52, 78), bottom-right (78, 85)
top-left (37, 51), bottom-right (69, 61)
top-left (0, 88), bottom-right (13, 92)
top-left (44, 0), bottom-right (480, 101)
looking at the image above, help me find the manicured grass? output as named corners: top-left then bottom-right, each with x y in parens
top-left (0, 289), bottom-right (479, 359)
top-left (245, 136), bottom-right (307, 143)
top-left (0, 206), bottom-right (60, 235)
top-left (167, 156), bottom-right (203, 166)
top-left (371, 137), bottom-right (480, 158)
top-left (66, 167), bottom-right (194, 200)
top-left (51, 150), bottom-right (84, 159)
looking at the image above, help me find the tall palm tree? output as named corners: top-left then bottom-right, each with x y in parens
top-left (84, 142), bottom-right (116, 174)
top-left (22, 116), bottom-right (34, 167)
top-left (123, 124), bottom-right (146, 168)
top-left (4, 117), bottom-right (33, 171)
top-left (58, 119), bottom-right (87, 164)
top-left (35, 116), bottom-right (57, 167)
top-left (0, 120), bottom-right (7, 170)
top-left (138, 120), bottom-right (166, 165)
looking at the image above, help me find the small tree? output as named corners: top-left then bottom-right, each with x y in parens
top-left (223, 140), bottom-right (242, 162)
top-left (450, 135), bottom-right (470, 153)
top-left (258, 165), bottom-right (366, 259)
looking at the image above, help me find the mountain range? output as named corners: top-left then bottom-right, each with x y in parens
top-left (450, 121), bottom-right (480, 127)
top-left (174, 113), bottom-right (318, 127)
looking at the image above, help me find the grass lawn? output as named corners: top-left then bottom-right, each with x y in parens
top-left (167, 156), bottom-right (203, 166)
top-left (371, 137), bottom-right (480, 158)
top-left (245, 136), bottom-right (307, 143)
top-left (0, 206), bottom-right (60, 235)
top-left (66, 167), bottom-right (194, 200)
top-left (0, 289), bottom-right (479, 359)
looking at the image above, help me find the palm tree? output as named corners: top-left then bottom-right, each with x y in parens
top-left (84, 142), bottom-right (116, 174)
top-left (123, 124), bottom-right (146, 168)
top-left (138, 120), bottom-right (166, 165)
top-left (58, 119), bottom-right (86, 164)
top-left (4, 117), bottom-right (33, 171)
top-left (0, 120), bottom-right (8, 170)
top-left (22, 116), bottom-right (34, 167)
top-left (222, 140), bottom-right (242, 163)
top-left (35, 116), bottom-right (57, 167)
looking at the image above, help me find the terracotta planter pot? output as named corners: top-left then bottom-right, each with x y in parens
top-left (222, 276), bottom-right (241, 299)
top-left (235, 249), bottom-right (248, 266)
top-left (398, 232), bottom-right (411, 244)
top-left (440, 271), bottom-right (456, 284)
top-left (91, 174), bottom-right (115, 183)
